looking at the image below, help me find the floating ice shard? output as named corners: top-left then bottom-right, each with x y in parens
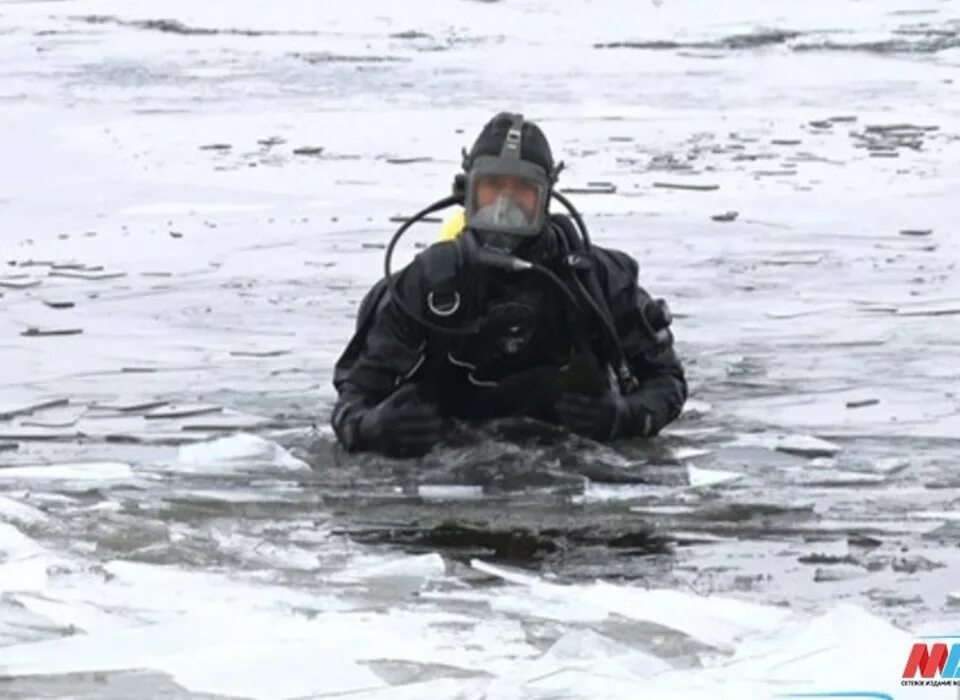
top-left (705, 603), bottom-right (912, 686)
top-left (681, 399), bottom-right (713, 416)
top-left (0, 597), bottom-right (536, 698)
top-left (0, 496), bottom-right (50, 527)
top-left (145, 403), bottom-right (221, 419)
top-left (1, 522), bottom-right (50, 559)
top-left (97, 560), bottom-right (346, 619)
top-left (909, 510), bottom-right (960, 521)
top-left (732, 433), bottom-right (844, 457)
top-left (471, 560), bottom-right (791, 651)
top-left (540, 627), bottom-right (672, 677)
top-left (0, 462), bottom-right (134, 481)
top-left (798, 469), bottom-right (888, 486)
top-left (489, 587), bottom-right (611, 624)
top-left (328, 552), bottom-right (446, 586)
top-left (668, 446), bottom-right (714, 460)
top-left (775, 435), bottom-right (843, 457)
top-left (11, 594), bottom-right (140, 635)
top-left (174, 433), bottom-right (309, 473)
top-left (688, 464), bottom-right (744, 488)
top-left (0, 523), bottom-right (54, 595)
top-left (161, 630), bottom-right (389, 700)
top-left (0, 559), bottom-right (50, 595)
top-left (0, 596), bottom-right (67, 647)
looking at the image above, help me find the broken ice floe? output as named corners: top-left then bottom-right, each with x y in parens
top-left (173, 433), bottom-right (309, 473)
top-left (0, 550), bottom-right (937, 699)
top-left (732, 433), bottom-right (843, 458)
top-left (471, 560), bottom-right (789, 651)
top-left (0, 496), bottom-right (51, 527)
top-left (0, 462), bottom-right (134, 482)
top-left (687, 465), bottom-right (744, 488)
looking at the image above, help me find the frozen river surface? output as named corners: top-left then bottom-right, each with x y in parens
top-left (1, 0), bottom-right (960, 697)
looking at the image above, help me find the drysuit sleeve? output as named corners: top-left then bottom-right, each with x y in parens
top-left (593, 248), bottom-right (688, 437)
top-left (330, 264), bottom-right (429, 451)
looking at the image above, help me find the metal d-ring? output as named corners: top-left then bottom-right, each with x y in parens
top-left (427, 290), bottom-right (461, 317)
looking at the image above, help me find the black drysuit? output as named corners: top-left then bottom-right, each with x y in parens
top-left (331, 215), bottom-right (687, 451)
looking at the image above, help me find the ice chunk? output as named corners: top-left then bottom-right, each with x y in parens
top-left (730, 432), bottom-right (843, 457)
top-left (799, 470), bottom-right (888, 486)
top-left (329, 553), bottom-right (446, 586)
top-left (145, 403), bottom-right (222, 420)
top-left (681, 399), bottom-right (712, 416)
top-left (490, 589), bottom-right (610, 624)
top-left (0, 397), bottom-right (69, 421)
top-left (812, 564), bottom-right (867, 582)
top-left (0, 596), bottom-right (67, 646)
top-left (774, 435), bottom-right (842, 457)
top-left (541, 628), bottom-right (672, 677)
top-left (0, 496), bottom-right (50, 527)
top-left (661, 426), bottom-right (723, 439)
top-left (174, 433), bottom-right (309, 473)
top-left (163, 631), bottom-right (388, 700)
top-left (0, 559), bottom-right (50, 594)
top-left (0, 525), bottom-right (52, 595)
top-left (12, 594), bottom-right (138, 635)
top-left (871, 457), bottom-right (910, 474)
top-left (585, 582), bottom-right (791, 651)
top-left (709, 604), bottom-right (911, 685)
top-left (909, 511), bottom-right (960, 522)
top-left (96, 560), bottom-right (344, 619)
top-left (583, 483), bottom-right (654, 502)
top-left (209, 528), bottom-right (321, 572)
top-left (417, 485), bottom-right (486, 500)
top-left (668, 446), bottom-right (713, 461)
top-left (471, 560), bottom-right (790, 651)
top-left (0, 600), bottom-right (536, 698)
top-left (0, 522), bottom-right (45, 559)
top-left (629, 505), bottom-right (695, 516)
top-left (0, 462), bottom-right (133, 481)
top-left (688, 465), bottom-right (744, 488)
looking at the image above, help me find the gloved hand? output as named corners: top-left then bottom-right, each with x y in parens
top-left (555, 388), bottom-right (630, 441)
top-left (357, 383), bottom-right (442, 458)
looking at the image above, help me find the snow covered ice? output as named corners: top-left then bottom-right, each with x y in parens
top-left (2, 0), bottom-right (960, 697)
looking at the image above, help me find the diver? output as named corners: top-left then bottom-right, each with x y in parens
top-left (330, 112), bottom-right (687, 458)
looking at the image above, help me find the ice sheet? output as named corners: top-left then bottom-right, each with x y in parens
top-left (2, 0), bottom-right (959, 697)
top-left (0, 462), bottom-right (134, 481)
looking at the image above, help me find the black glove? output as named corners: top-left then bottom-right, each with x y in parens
top-left (357, 383), bottom-right (442, 458)
top-left (555, 388), bottom-right (631, 441)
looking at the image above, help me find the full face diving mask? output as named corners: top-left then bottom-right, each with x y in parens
top-left (463, 115), bottom-right (551, 252)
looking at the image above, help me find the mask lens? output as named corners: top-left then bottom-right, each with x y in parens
top-left (474, 175), bottom-right (542, 221)
top-left (465, 159), bottom-right (549, 241)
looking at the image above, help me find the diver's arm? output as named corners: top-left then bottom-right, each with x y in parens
top-left (593, 249), bottom-right (688, 437)
top-left (613, 284), bottom-right (688, 437)
top-left (331, 268), bottom-right (431, 452)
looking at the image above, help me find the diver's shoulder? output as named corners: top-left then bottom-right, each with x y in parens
top-left (409, 239), bottom-right (463, 283)
top-left (416, 239), bottom-right (461, 265)
top-left (589, 243), bottom-right (640, 280)
top-left (545, 212), bottom-right (639, 281)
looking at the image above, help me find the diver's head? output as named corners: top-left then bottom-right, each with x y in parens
top-left (462, 112), bottom-right (556, 253)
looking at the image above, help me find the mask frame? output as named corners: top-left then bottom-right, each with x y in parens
top-left (464, 157), bottom-right (550, 239)
top-left (462, 114), bottom-right (552, 240)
